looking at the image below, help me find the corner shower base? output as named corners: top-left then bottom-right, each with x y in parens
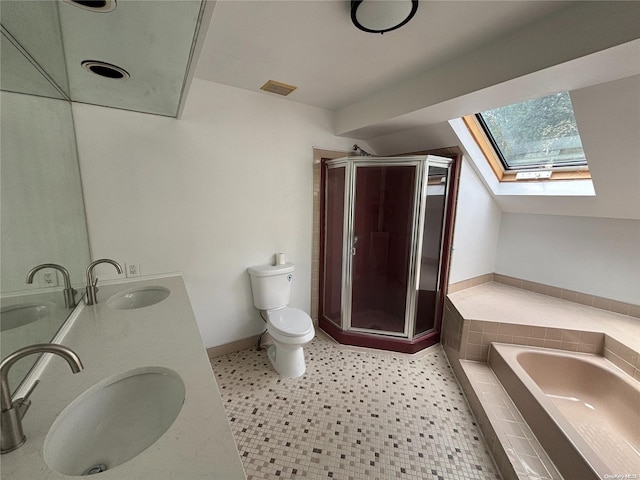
top-left (350, 310), bottom-right (405, 333)
top-left (319, 318), bottom-right (439, 354)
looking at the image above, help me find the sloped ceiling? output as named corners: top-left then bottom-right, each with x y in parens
top-left (489, 74), bottom-right (640, 220)
top-left (196, 1), bottom-right (640, 137)
top-left (366, 73), bottom-right (640, 220)
top-left (196, 0), bottom-right (569, 111)
top-left (332, 2), bottom-right (640, 138)
top-left (194, 1), bottom-right (640, 220)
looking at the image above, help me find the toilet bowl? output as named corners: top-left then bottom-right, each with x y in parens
top-left (265, 307), bottom-right (315, 378)
top-left (247, 261), bottom-right (315, 377)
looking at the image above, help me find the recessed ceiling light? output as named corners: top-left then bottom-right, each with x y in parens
top-left (64, 0), bottom-right (117, 13)
top-left (81, 61), bottom-right (129, 79)
top-left (261, 80), bottom-right (297, 96)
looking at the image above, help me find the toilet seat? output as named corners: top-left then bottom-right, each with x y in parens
top-left (268, 307), bottom-right (313, 337)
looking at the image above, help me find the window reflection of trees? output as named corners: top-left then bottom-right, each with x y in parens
top-left (479, 92), bottom-right (587, 169)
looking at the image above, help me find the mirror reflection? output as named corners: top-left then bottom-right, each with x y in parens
top-left (0, 2), bottom-right (91, 393)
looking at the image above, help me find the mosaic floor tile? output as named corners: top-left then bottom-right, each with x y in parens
top-left (211, 334), bottom-right (501, 479)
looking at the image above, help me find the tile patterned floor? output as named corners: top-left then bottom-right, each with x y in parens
top-left (211, 334), bottom-right (501, 480)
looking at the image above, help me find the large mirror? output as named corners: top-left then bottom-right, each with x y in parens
top-left (0, 2), bottom-right (91, 393)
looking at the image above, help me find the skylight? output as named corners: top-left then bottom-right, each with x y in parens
top-left (476, 92), bottom-right (587, 171)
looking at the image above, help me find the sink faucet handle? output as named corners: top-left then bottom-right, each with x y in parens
top-left (20, 380), bottom-right (39, 402)
top-left (13, 380), bottom-right (40, 419)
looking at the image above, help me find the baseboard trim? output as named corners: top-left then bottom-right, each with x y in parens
top-left (207, 335), bottom-right (260, 358)
top-left (448, 273), bottom-right (494, 293)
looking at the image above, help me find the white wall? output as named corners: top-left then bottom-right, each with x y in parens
top-left (73, 79), bottom-right (367, 348)
top-left (496, 213), bottom-right (640, 304)
top-left (448, 157), bottom-right (502, 284)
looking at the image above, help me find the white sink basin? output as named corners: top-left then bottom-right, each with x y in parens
top-left (106, 286), bottom-right (170, 310)
top-left (0, 302), bottom-right (56, 331)
top-left (44, 367), bottom-right (185, 476)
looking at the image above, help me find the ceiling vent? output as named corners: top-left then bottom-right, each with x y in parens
top-left (260, 80), bottom-right (297, 96)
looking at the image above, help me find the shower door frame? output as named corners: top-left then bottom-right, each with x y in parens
top-left (322, 155), bottom-right (453, 341)
top-left (414, 158), bottom-right (454, 338)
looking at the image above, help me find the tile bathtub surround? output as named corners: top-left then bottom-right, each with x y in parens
top-left (441, 281), bottom-right (640, 480)
top-left (604, 335), bottom-right (640, 381)
top-left (212, 334), bottom-right (501, 480)
top-left (461, 320), bottom-right (604, 362)
top-left (491, 273), bottom-right (639, 318)
top-left (459, 361), bottom-right (562, 480)
top-left (448, 274), bottom-right (639, 318)
top-left (447, 282), bottom-right (640, 356)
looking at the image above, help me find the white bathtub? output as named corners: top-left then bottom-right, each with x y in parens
top-left (489, 343), bottom-right (640, 480)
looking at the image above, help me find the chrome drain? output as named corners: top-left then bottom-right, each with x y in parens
top-left (83, 464), bottom-right (108, 475)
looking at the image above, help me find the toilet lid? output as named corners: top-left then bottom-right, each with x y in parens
top-left (268, 308), bottom-right (313, 337)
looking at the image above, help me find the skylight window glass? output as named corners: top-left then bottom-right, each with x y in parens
top-left (476, 92), bottom-right (587, 170)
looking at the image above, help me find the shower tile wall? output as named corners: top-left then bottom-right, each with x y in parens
top-left (212, 334), bottom-right (501, 479)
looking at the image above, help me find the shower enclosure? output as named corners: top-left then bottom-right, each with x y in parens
top-left (319, 155), bottom-right (455, 353)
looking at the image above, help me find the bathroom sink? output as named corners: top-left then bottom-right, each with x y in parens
top-left (0, 302), bottom-right (55, 331)
top-left (44, 367), bottom-right (185, 476)
top-left (106, 286), bottom-right (170, 310)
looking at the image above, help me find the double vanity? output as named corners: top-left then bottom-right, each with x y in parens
top-left (1, 274), bottom-right (246, 479)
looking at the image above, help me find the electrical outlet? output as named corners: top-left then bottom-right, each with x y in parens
top-left (42, 270), bottom-right (58, 287)
top-left (125, 261), bottom-right (140, 278)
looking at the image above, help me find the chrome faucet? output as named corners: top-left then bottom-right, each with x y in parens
top-left (85, 259), bottom-right (123, 305)
top-left (26, 263), bottom-right (76, 308)
top-left (1, 343), bottom-right (83, 454)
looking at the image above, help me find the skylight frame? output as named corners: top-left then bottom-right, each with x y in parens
top-left (449, 117), bottom-right (595, 197)
top-left (463, 124), bottom-right (590, 183)
top-left (467, 92), bottom-right (591, 182)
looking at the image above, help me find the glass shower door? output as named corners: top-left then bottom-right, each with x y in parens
top-left (414, 164), bottom-right (450, 336)
top-left (322, 165), bottom-right (346, 329)
top-left (349, 164), bottom-right (417, 336)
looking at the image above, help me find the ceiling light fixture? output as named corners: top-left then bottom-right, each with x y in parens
top-left (64, 0), bottom-right (117, 13)
top-left (351, 0), bottom-right (418, 34)
top-left (81, 61), bottom-right (129, 79)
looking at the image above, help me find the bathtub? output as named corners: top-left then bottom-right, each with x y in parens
top-left (489, 343), bottom-right (640, 480)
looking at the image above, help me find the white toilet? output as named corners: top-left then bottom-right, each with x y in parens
top-left (247, 262), bottom-right (315, 378)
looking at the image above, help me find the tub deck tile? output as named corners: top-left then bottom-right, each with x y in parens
top-left (459, 360), bottom-right (563, 480)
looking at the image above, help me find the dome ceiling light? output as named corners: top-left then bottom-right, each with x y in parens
top-left (351, 0), bottom-right (418, 34)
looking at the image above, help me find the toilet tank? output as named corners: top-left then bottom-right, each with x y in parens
top-left (247, 262), bottom-right (295, 310)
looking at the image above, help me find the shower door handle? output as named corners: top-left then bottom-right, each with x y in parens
top-left (351, 234), bottom-right (359, 255)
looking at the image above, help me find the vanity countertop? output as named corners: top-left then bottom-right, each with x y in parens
top-left (1, 274), bottom-right (246, 479)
